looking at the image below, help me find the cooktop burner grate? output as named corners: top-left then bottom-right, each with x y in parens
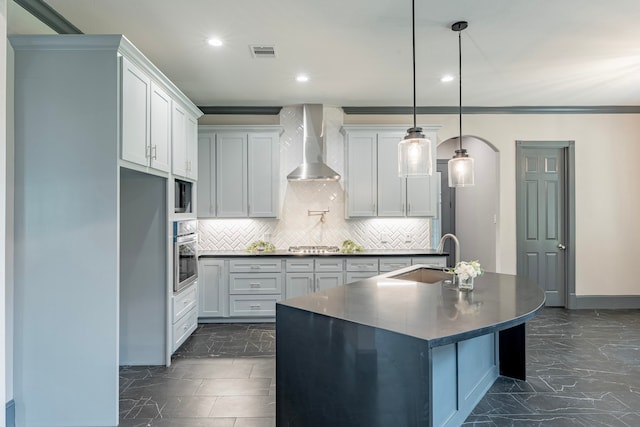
top-left (288, 245), bottom-right (341, 254)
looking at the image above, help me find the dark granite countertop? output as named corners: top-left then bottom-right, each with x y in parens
top-left (198, 249), bottom-right (447, 258)
top-left (277, 265), bottom-right (545, 347)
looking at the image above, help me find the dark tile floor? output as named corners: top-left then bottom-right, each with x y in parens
top-left (119, 309), bottom-right (640, 427)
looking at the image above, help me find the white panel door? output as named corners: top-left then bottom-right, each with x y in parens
top-left (248, 132), bottom-right (279, 217)
top-left (346, 132), bottom-right (377, 217)
top-left (199, 259), bottom-right (228, 317)
top-left (377, 132), bottom-right (406, 216)
top-left (171, 103), bottom-right (188, 178)
top-left (149, 82), bottom-right (171, 172)
top-left (216, 132), bottom-right (247, 217)
top-left (186, 113), bottom-right (198, 179)
top-left (315, 272), bottom-right (344, 291)
top-left (197, 134), bottom-right (215, 217)
top-left (121, 57), bottom-right (150, 167)
top-left (285, 273), bottom-right (314, 298)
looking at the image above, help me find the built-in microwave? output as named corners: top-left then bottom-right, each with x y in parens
top-left (173, 220), bottom-right (198, 293)
top-left (174, 179), bottom-right (193, 214)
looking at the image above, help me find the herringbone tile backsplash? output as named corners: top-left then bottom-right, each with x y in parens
top-left (198, 106), bottom-right (432, 251)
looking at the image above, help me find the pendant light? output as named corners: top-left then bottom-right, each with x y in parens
top-left (398, 0), bottom-right (432, 177)
top-left (448, 21), bottom-right (475, 187)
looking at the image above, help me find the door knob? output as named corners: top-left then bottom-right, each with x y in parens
top-left (557, 243), bottom-right (566, 250)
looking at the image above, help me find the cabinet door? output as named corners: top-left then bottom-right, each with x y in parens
top-left (377, 132), bottom-right (406, 216)
top-left (198, 259), bottom-right (228, 317)
top-left (248, 132), bottom-right (279, 217)
top-left (315, 272), bottom-right (344, 291)
top-left (186, 113), bottom-right (198, 179)
top-left (346, 132), bottom-right (377, 217)
top-left (285, 273), bottom-right (314, 298)
top-left (121, 57), bottom-right (150, 167)
top-left (216, 133), bottom-right (247, 217)
top-left (149, 82), bottom-right (171, 172)
top-left (406, 129), bottom-right (438, 216)
top-left (197, 134), bottom-right (215, 217)
top-left (171, 102), bottom-right (188, 178)
top-left (406, 175), bottom-right (438, 217)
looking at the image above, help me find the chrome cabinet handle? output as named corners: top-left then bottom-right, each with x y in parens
top-left (558, 243), bottom-right (566, 250)
top-left (151, 145), bottom-right (158, 159)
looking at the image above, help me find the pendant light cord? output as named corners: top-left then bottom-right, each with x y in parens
top-left (458, 28), bottom-right (463, 152)
top-left (412, 0), bottom-right (417, 129)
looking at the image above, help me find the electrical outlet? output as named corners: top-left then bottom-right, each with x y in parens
top-left (404, 233), bottom-right (412, 243)
top-left (380, 233), bottom-right (390, 243)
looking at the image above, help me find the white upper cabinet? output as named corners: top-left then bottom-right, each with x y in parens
top-left (377, 132), bottom-right (407, 217)
top-left (121, 56), bottom-right (200, 175)
top-left (248, 132), bottom-right (279, 217)
top-left (343, 125), bottom-right (439, 218)
top-left (198, 126), bottom-right (280, 218)
top-left (172, 102), bottom-right (198, 180)
top-left (216, 132), bottom-right (248, 217)
top-left (197, 134), bottom-right (215, 217)
top-left (149, 82), bottom-right (171, 172)
top-left (121, 57), bottom-right (151, 168)
top-left (345, 132), bottom-right (377, 217)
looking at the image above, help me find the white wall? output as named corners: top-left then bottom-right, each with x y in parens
top-left (345, 112), bottom-right (640, 296)
top-left (437, 136), bottom-right (499, 272)
top-left (1, 0), bottom-right (8, 422)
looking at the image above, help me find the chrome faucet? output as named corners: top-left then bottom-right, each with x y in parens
top-left (437, 233), bottom-right (460, 266)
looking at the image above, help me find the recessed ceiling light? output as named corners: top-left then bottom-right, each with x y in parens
top-left (207, 38), bottom-right (223, 47)
top-left (296, 74), bottom-right (309, 83)
top-left (441, 75), bottom-right (454, 83)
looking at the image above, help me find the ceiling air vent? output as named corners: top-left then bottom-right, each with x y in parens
top-left (250, 45), bottom-right (276, 58)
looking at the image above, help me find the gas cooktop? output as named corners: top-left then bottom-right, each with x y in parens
top-left (288, 245), bottom-right (341, 254)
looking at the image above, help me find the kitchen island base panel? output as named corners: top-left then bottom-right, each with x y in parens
top-left (499, 323), bottom-right (527, 380)
top-left (276, 305), bottom-right (500, 427)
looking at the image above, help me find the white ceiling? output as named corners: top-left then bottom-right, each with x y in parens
top-left (10, 0), bottom-right (640, 108)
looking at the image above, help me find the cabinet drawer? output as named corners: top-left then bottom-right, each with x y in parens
top-left (229, 295), bottom-right (279, 317)
top-left (346, 258), bottom-right (378, 272)
top-left (172, 307), bottom-right (197, 352)
top-left (229, 273), bottom-right (282, 294)
top-left (379, 257), bottom-right (412, 272)
top-left (173, 283), bottom-right (198, 322)
top-left (412, 256), bottom-right (447, 268)
top-left (345, 271), bottom-right (378, 283)
top-left (285, 259), bottom-right (314, 272)
top-left (315, 258), bottom-right (344, 272)
top-left (229, 259), bottom-right (282, 273)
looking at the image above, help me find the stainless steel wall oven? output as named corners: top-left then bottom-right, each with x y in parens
top-left (173, 220), bottom-right (198, 293)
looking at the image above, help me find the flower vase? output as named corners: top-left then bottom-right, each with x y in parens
top-left (457, 275), bottom-right (474, 291)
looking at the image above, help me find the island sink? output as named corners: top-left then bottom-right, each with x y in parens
top-left (276, 264), bottom-right (545, 427)
top-left (389, 266), bottom-right (448, 283)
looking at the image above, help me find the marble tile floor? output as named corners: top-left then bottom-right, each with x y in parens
top-left (119, 309), bottom-right (640, 427)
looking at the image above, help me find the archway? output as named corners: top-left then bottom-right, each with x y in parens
top-left (437, 136), bottom-right (500, 273)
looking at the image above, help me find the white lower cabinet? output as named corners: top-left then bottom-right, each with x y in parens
top-left (198, 255), bottom-right (447, 321)
top-left (228, 259), bottom-right (284, 318)
top-left (285, 258), bottom-right (345, 298)
top-left (315, 273), bottom-right (344, 291)
top-left (199, 259), bottom-right (228, 317)
top-left (345, 258), bottom-right (379, 283)
top-left (379, 257), bottom-right (412, 272)
top-left (412, 256), bottom-right (447, 268)
top-left (172, 282), bottom-right (198, 352)
top-left (285, 273), bottom-right (315, 299)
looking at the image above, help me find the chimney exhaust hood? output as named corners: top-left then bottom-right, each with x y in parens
top-left (286, 104), bottom-right (341, 181)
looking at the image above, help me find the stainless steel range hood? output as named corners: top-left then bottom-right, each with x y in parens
top-left (286, 104), bottom-right (341, 181)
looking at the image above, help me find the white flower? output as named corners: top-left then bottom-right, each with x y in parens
top-left (453, 260), bottom-right (483, 281)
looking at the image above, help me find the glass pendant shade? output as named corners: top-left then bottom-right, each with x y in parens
top-left (398, 128), bottom-right (432, 177)
top-left (448, 150), bottom-right (475, 187)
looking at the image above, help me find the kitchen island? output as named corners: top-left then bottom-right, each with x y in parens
top-left (276, 265), bottom-right (545, 427)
